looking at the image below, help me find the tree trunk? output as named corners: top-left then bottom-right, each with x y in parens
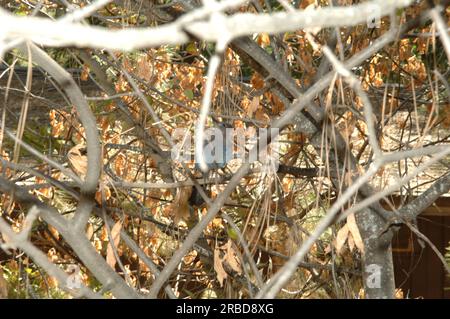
top-left (356, 208), bottom-right (395, 299)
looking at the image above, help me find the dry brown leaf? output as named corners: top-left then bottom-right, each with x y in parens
top-left (223, 240), bottom-right (242, 275)
top-left (347, 213), bottom-right (364, 253)
top-left (213, 240), bottom-right (243, 286)
top-left (182, 250), bottom-right (197, 266)
top-left (100, 225), bottom-right (108, 241)
top-left (257, 33), bottom-right (271, 47)
top-left (271, 93), bottom-right (285, 115)
top-left (282, 177), bottom-right (294, 193)
top-left (255, 109), bottom-right (270, 125)
top-left (348, 232), bottom-right (355, 252)
top-left (80, 65), bottom-right (90, 81)
top-left (114, 153), bottom-right (126, 177)
top-left (106, 220), bottom-right (122, 269)
top-left (170, 186), bottom-right (193, 223)
top-left (214, 245), bottom-right (227, 287)
top-left (48, 225), bottom-right (60, 241)
top-left (395, 288), bottom-right (404, 299)
top-left (250, 73), bottom-right (265, 90)
top-left (137, 57), bottom-right (153, 82)
top-left (335, 224), bottom-right (349, 255)
top-left (47, 276), bottom-right (59, 289)
top-left (247, 96), bottom-right (259, 118)
top-left (68, 144), bottom-right (88, 178)
top-left (95, 185), bottom-right (112, 204)
top-left (299, 0), bottom-right (315, 9)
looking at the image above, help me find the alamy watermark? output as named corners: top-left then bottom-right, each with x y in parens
top-left (66, 264), bottom-right (82, 290)
top-left (366, 264), bottom-right (382, 289)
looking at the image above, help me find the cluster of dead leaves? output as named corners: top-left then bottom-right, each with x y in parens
top-left (49, 109), bottom-right (84, 142)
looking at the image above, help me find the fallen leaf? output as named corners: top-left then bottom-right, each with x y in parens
top-left (106, 220), bottom-right (122, 269)
top-left (335, 224), bottom-right (349, 255)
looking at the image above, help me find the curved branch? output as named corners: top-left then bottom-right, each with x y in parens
top-left (0, 0), bottom-right (413, 50)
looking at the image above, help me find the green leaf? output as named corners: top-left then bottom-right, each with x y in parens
top-left (227, 227), bottom-right (239, 241)
top-left (186, 42), bottom-right (198, 55)
top-left (184, 89), bottom-right (194, 100)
